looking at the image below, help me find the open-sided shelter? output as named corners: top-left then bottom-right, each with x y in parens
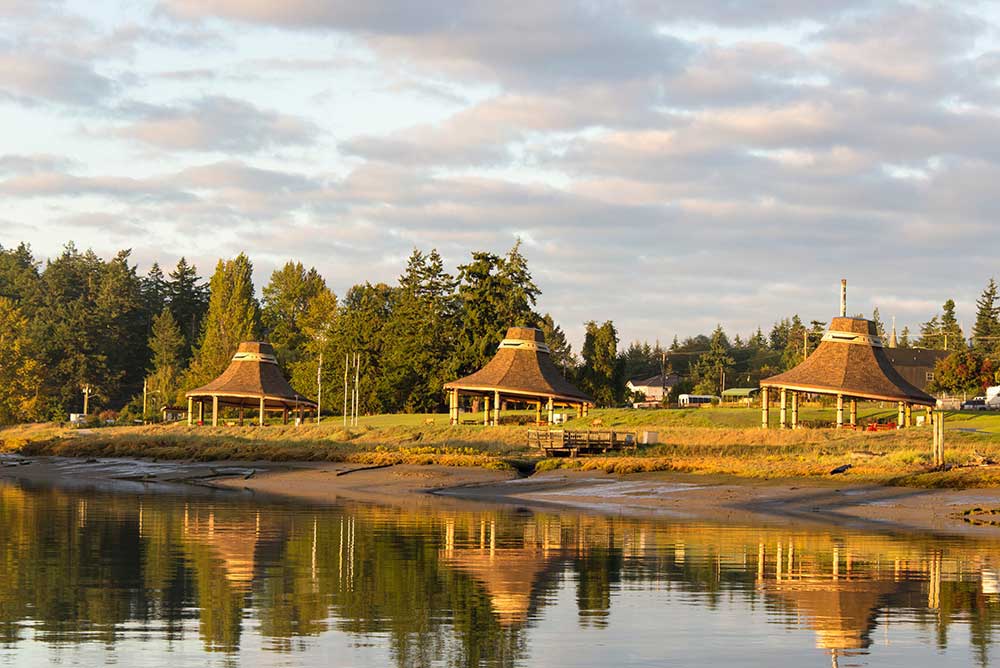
top-left (761, 316), bottom-right (936, 430)
top-left (444, 327), bottom-right (593, 425)
top-left (186, 341), bottom-right (316, 426)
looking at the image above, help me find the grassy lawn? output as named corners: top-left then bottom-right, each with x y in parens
top-left (2, 405), bottom-right (1000, 488)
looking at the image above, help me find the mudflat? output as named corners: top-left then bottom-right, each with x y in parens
top-left (7, 454), bottom-right (1000, 536)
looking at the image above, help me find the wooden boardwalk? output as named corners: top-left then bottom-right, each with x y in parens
top-left (527, 429), bottom-right (638, 457)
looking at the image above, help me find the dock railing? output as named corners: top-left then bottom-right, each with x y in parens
top-left (528, 429), bottom-right (638, 457)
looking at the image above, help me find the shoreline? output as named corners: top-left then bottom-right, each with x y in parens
top-left (7, 454), bottom-right (1000, 537)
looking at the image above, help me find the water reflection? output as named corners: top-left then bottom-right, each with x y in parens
top-left (3, 479), bottom-right (1000, 666)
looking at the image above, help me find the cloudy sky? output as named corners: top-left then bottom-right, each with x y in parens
top-left (2, 1), bottom-right (999, 348)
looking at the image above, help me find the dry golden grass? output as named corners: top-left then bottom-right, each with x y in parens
top-left (2, 418), bottom-right (999, 488)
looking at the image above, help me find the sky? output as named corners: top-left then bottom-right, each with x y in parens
top-left (2, 0), bottom-right (1000, 349)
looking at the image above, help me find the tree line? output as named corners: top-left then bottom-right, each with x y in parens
top-left (2, 240), bottom-right (999, 423)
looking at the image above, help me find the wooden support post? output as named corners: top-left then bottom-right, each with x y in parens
top-left (761, 387), bottom-right (770, 429)
top-left (198, 400), bottom-right (204, 424)
top-left (850, 399), bottom-right (857, 427)
top-left (897, 401), bottom-right (904, 430)
top-left (790, 392), bottom-right (799, 429)
top-left (239, 406), bottom-right (245, 426)
top-left (577, 404), bottom-right (584, 419)
top-left (547, 397), bottom-right (554, 425)
top-left (259, 396), bottom-right (266, 426)
top-left (484, 395), bottom-right (490, 426)
top-left (449, 389), bottom-right (458, 425)
top-left (931, 411), bottom-right (939, 467)
top-left (493, 390), bottom-right (501, 426)
top-left (937, 410), bottom-right (946, 467)
top-left (583, 404), bottom-right (589, 417)
top-left (535, 400), bottom-right (541, 425)
top-left (779, 388), bottom-right (787, 429)
top-left (905, 403), bottom-right (912, 428)
top-left (836, 394), bottom-right (844, 429)
top-left (187, 396), bottom-right (193, 426)
top-left (283, 407), bottom-right (289, 425)
top-left (211, 396), bottom-right (219, 427)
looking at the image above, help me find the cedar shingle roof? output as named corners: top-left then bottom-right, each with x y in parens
top-left (761, 317), bottom-right (936, 406)
top-left (444, 327), bottom-right (592, 404)
top-left (187, 341), bottom-right (316, 409)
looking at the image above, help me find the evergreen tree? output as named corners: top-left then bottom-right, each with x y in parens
top-left (536, 313), bottom-right (577, 373)
top-left (899, 326), bottom-right (912, 348)
top-left (940, 299), bottom-right (964, 351)
top-left (498, 239), bottom-right (540, 325)
top-left (580, 321), bottom-right (621, 407)
top-left (380, 250), bottom-right (459, 413)
top-left (973, 278), bottom-right (1000, 354)
top-left (0, 243), bottom-right (39, 304)
top-left (918, 315), bottom-right (943, 349)
top-left (332, 282), bottom-right (395, 415)
top-left (871, 307), bottom-right (886, 340)
top-left (0, 297), bottom-right (41, 424)
top-left (691, 325), bottom-right (734, 395)
top-left (147, 308), bottom-right (186, 411)
top-left (168, 258), bottom-right (209, 353)
top-left (780, 315), bottom-right (807, 371)
top-left (29, 244), bottom-right (120, 415)
top-left (186, 254), bottom-right (260, 389)
top-left (261, 261), bottom-right (330, 369)
top-left (453, 244), bottom-right (540, 377)
top-left (141, 262), bottom-right (169, 331)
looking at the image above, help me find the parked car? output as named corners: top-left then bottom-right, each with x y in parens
top-left (962, 397), bottom-right (988, 411)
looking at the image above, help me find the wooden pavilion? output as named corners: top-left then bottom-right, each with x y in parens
top-left (186, 341), bottom-right (316, 426)
top-left (444, 327), bottom-right (593, 426)
top-left (760, 315), bottom-right (945, 465)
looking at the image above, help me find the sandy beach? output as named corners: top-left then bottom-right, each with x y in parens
top-left (7, 453), bottom-right (1000, 537)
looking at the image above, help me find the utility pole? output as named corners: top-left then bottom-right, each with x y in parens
top-left (316, 352), bottom-right (323, 425)
top-left (661, 351), bottom-right (667, 402)
top-left (82, 385), bottom-right (91, 415)
top-left (343, 354), bottom-right (349, 427)
top-left (803, 330), bottom-right (809, 362)
top-left (142, 378), bottom-right (148, 420)
top-left (353, 353), bottom-right (361, 427)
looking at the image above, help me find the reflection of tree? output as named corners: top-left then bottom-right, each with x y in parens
top-left (9, 482), bottom-right (1000, 666)
top-left (573, 546), bottom-right (622, 628)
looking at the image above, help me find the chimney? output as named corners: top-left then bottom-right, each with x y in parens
top-left (840, 279), bottom-right (847, 317)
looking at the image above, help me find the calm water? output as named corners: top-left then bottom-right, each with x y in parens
top-left (2, 480), bottom-right (1000, 667)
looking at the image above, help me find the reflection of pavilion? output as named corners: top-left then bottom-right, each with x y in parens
top-left (770, 579), bottom-right (902, 653)
top-left (178, 506), bottom-right (282, 590)
top-left (438, 517), bottom-right (565, 626)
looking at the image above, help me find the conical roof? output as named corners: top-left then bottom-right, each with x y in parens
top-left (187, 341), bottom-right (316, 409)
top-left (761, 318), bottom-right (935, 406)
top-left (444, 327), bottom-right (592, 404)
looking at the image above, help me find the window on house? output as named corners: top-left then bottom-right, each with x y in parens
top-left (926, 372), bottom-right (935, 381)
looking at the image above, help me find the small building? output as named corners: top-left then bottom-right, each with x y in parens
top-left (626, 373), bottom-right (679, 403)
top-left (186, 341), bottom-right (316, 426)
top-left (444, 327), bottom-right (593, 425)
top-left (884, 348), bottom-right (948, 394)
top-left (160, 405), bottom-right (187, 422)
top-left (721, 387), bottom-right (760, 405)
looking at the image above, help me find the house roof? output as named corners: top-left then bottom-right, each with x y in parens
top-left (885, 347), bottom-right (949, 368)
top-left (444, 327), bottom-right (592, 404)
top-left (721, 387), bottom-right (760, 398)
top-left (627, 373), bottom-right (679, 388)
top-left (761, 317), bottom-right (936, 406)
top-left (186, 341), bottom-right (317, 409)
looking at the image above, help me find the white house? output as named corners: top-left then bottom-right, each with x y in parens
top-left (626, 373), bottom-right (679, 404)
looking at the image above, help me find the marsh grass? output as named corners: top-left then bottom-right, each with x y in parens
top-left (2, 408), bottom-right (1000, 488)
